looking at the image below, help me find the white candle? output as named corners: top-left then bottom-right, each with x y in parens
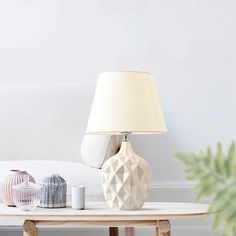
top-left (72, 186), bottom-right (85, 210)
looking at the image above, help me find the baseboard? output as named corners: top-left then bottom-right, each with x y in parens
top-left (62, 181), bottom-right (197, 203)
top-left (150, 181), bottom-right (194, 188)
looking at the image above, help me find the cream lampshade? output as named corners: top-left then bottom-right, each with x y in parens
top-left (86, 71), bottom-right (167, 210)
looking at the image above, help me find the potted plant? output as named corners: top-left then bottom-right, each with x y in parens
top-left (176, 141), bottom-right (236, 236)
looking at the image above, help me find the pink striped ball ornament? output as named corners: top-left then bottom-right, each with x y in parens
top-left (0, 170), bottom-right (35, 206)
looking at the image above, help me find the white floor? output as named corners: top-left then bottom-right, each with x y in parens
top-left (0, 227), bottom-right (221, 236)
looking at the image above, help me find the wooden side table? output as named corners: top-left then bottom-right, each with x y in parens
top-left (0, 202), bottom-right (209, 236)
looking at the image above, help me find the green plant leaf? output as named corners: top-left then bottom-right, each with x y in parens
top-left (175, 141), bottom-right (236, 236)
top-left (212, 212), bottom-right (224, 230)
top-left (228, 142), bottom-right (236, 178)
top-left (215, 143), bottom-right (225, 175)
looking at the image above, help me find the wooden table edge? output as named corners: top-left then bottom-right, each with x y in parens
top-left (0, 212), bottom-right (208, 221)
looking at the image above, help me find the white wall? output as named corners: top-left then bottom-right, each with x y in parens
top-left (1, 0), bottom-right (235, 183)
top-left (0, 0), bottom-right (235, 235)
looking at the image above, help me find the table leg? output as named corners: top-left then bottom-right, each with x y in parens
top-left (109, 227), bottom-right (119, 236)
top-left (125, 227), bottom-right (135, 236)
top-left (34, 228), bottom-right (38, 236)
top-left (156, 220), bottom-right (171, 236)
top-left (23, 221), bottom-right (38, 236)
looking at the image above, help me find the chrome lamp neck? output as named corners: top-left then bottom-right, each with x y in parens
top-left (121, 132), bottom-right (132, 142)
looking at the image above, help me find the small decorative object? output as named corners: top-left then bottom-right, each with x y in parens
top-left (0, 170), bottom-right (35, 206)
top-left (86, 72), bottom-right (167, 210)
top-left (39, 174), bottom-right (67, 208)
top-left (176, 141), bottom-right (236, 236)
top-left (12, 175), bottom-right (41, 211)
top-left (72, 186), bottom-right (85, 210)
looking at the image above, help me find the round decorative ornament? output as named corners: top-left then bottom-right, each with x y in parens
top-left (39, 173), bottom-right (67, 208)
top-left (0, 170), bottom-right (35, 207)
top-left (101, 141), bottom-right (152, 210)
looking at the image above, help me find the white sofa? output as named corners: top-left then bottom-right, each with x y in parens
top-left (0, 84), bottom-right (114, 199)
top-left (0, 160), bottom-right (102, 199)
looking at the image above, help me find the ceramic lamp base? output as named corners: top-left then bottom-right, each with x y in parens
top-left (101, 141), bottom-right (152, 210)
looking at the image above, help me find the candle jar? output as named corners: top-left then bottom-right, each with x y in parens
top-left (12, 175), bottom-right (41, 211)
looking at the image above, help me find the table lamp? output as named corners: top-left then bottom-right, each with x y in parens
top-left (86, 71), bottom-right (167, 210)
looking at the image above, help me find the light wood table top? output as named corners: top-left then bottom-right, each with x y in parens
top-left (0, 202), bottom-right (209, 236)
top-left (0, 201), bottom-right (209, 221)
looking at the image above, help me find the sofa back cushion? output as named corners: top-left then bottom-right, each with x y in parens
top-left (81, 135), bottom-right (120, 168)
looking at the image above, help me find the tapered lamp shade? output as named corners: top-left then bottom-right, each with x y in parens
top-left (86, 72), bottom-right (167, 134)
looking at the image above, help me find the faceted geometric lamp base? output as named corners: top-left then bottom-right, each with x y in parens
top-left (101, 141), bottom-right (152, 210)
